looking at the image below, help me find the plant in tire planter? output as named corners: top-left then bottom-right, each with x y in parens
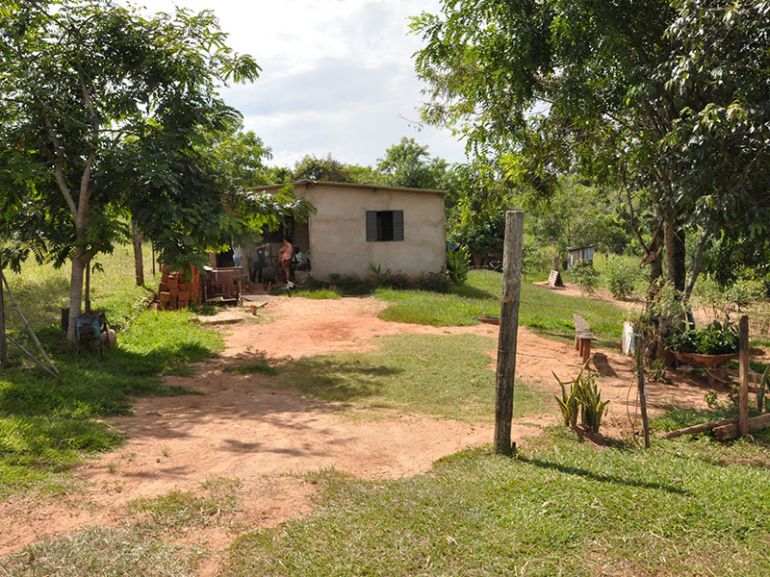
top-left (667, 320), bottom-right (739, 356)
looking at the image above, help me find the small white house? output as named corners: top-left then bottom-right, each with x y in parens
top-left (254, 180), bottom-right (447, 281)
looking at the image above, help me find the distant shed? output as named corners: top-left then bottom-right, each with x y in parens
top-left (567, 245), bottom-right (595, 269)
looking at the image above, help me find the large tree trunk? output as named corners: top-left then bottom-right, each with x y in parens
top-left (663, 217), bottom-right (686, 292)
top-left (66, 247), bottom-right (86, 343)
top-left (132, 220), bottom-right (144, 287)
top-left (84, 257), bottom-right (91, 314)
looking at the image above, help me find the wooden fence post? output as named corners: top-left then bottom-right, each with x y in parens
top-left (494, 210), bottom-right (525, 456)
top-left (635, 333), bottom-right (650, 448)
top-left (0, 268), bottom-right (7, 369)
top-left (739, 315), bottom-right (750, 437)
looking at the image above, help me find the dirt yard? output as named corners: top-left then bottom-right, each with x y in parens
top-left (0, 294), bottom-right (718, 571)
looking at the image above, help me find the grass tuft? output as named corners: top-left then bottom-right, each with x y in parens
top-left (0, 526), bottom-right (197, 577)
top-left (223, 361), bottom-right (278, 376)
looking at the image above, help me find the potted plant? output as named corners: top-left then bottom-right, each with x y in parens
top-left (666, 320), bottom-right (739, 368)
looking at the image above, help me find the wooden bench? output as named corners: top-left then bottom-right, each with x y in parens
top-left (573, 314), bottom-right (596, 365)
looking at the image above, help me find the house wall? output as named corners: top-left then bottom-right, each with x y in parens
top-left (296, 184), bottom-right (446, 280)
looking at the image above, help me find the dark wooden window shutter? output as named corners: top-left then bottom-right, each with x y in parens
top-left (366, 211), bottom-right (378, 241)
top-left (392, 210), bottom-right (404, 241)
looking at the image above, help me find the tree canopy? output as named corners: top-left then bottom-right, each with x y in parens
top-left (413, 0), bottom-right (770, 300)
top-left (0, 0), bottom-right (295, 340)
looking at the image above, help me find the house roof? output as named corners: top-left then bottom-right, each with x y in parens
top-left (250, 180), bottom-right (446, 197)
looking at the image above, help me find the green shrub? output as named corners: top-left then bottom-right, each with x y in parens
top-left (667, 320), bottom-right (739, 355)
top-left (328, 273), bottom-right (376, 295)
top-left (572, 260), bottom-right (599, 295)
top-left (726, 278), bottom-right (766, 311)
top-left (554, 368), bottom-right (609, 434)
top-left (380, 271), bottom-right (411, 290)
top-left (446, 246), bottom-right (470, 284)
top-left (603, 255), bottom-right (640, 300)
top-left (415, 272), bottom-right (453, 293)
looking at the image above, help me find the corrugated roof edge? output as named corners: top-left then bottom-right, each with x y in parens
top-left (247, 180), bottom-right (446, 196)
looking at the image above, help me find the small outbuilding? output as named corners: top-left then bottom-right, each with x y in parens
top-left (253, 180), bottom-right (447, 281)
top-left (567, 245), bottom-right (595, 269)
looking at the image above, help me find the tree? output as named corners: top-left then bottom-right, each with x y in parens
top-left (293, 154), bottom-right (354, 183)
top-left (376, 137), bottom-right (448, 189)
top-left (412, 0), bottom-right (770, 307)
top-left (1, 0), bottom-right (260, 341)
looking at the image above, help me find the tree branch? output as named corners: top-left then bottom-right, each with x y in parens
top-left (684, 230), bottom-right (709, 302)
top-left (43, 114), bottom-right (77, 218)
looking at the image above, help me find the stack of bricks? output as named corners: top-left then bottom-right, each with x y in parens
top-left (158, 266), bottom-right (201, 310)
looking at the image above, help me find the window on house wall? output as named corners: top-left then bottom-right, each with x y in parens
top-left (366, 210), bottom-right (404, 242)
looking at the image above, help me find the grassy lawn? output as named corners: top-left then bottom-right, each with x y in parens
top-left (0, 247), bottom-right (223, 499)
top-left (376, 270), bottom-right (627, 348)
top-left (262, 333), bottom-right (550, 422)
top-left (219, 429), bottom-right (770, 577)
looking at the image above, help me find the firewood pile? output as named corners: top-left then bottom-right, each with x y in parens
top-left (158, 266), bottom-right (202, 310)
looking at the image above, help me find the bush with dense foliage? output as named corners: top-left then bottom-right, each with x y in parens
top-left (667, 321), bottom-right (739, 355)
top-left (572, 261), bottom-right (599, 295)
top-left (446, 246), bottom-right (470, 284)
top-left (603, 255), bottom-right (641, 300)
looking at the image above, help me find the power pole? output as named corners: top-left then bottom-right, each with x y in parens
top-left (494, 210), bottom-right (525, 456)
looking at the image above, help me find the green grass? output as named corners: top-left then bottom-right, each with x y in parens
top-left (0, 526), bottom-right (198, 577)
top-left (5, 244), bottom-right (158, 332)
top-left (128, 478), bottom-right (240, 531)
top-left (376, 270), bottom-right (627, 348)
top-left (0, 247), bottom-right (223, 499)
top-left (271, 333), bottom-right (549, 422)
top-left (223, 361), bottom-right (279, 376)
top-left (219, 429), bottom-right (770, 577)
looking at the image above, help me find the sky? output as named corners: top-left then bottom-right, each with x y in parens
top-left (137, 0), bottom-right (467, 168)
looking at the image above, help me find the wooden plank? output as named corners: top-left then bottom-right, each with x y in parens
top-left (547, 270), bottom-right (564, 288)
top-left (0, 271), bottom-right (59, 377)
top-left (494, 210), bottom-right (525, 457)
top-left (739, 315), bottom-right (750, 437)
top-left (714, 412), bottom-right (770, 441)
top-left (662, 417), bottom-right (738, 439)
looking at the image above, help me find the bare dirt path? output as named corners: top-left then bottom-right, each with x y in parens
top-left (0, 293), bottom-right (716, 566)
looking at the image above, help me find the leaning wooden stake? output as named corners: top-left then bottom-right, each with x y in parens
top-left (0, 271), bottom-right (59, 378)
top-left (739, 315), bottom-right (750, 437)
top-left (635, 333), bottom-right (650, 448)
top-left (0, 268), bottom-right (7, 369)
top-left (494, 210), bottom-right (525, 456)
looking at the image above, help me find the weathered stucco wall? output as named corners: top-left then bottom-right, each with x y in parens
top-left (295, 183), bottom-right (446, 280)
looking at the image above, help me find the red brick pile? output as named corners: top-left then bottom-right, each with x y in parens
top-left (158, 266), bottom-right (201, 310)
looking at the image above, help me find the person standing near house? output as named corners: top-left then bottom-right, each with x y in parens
top-left (232, 245), bottom-right (244, 268)
top-left (279, 237), bottom-right (294, 289)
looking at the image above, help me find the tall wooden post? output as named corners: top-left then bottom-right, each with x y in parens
top-left (0, 268), bottom-right (7, 369)
top-left (635, 333), bottom-right (650, 448)
top-left (739, 315), bottom-right (750, 437)
top-left (494, 210), bottom-right (525, 456)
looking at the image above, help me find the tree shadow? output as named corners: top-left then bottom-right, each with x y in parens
top-left (451, 284), bottom-right (498, 300)
top-left (270, 356), bottom-right (402, 402)
top-left (518, 455), bottom-right (690, 495)
top-left (0, 325), bottom-right (217, 484)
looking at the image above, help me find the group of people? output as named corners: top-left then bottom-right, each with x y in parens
top-left (232, 238), bottom-right (308, 291)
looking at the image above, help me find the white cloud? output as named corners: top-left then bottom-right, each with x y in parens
top-left (133, 0), bottom-right (467, 167)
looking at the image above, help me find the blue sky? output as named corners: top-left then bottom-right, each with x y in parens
top-left (138, 0), bottom-right (468, 168)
